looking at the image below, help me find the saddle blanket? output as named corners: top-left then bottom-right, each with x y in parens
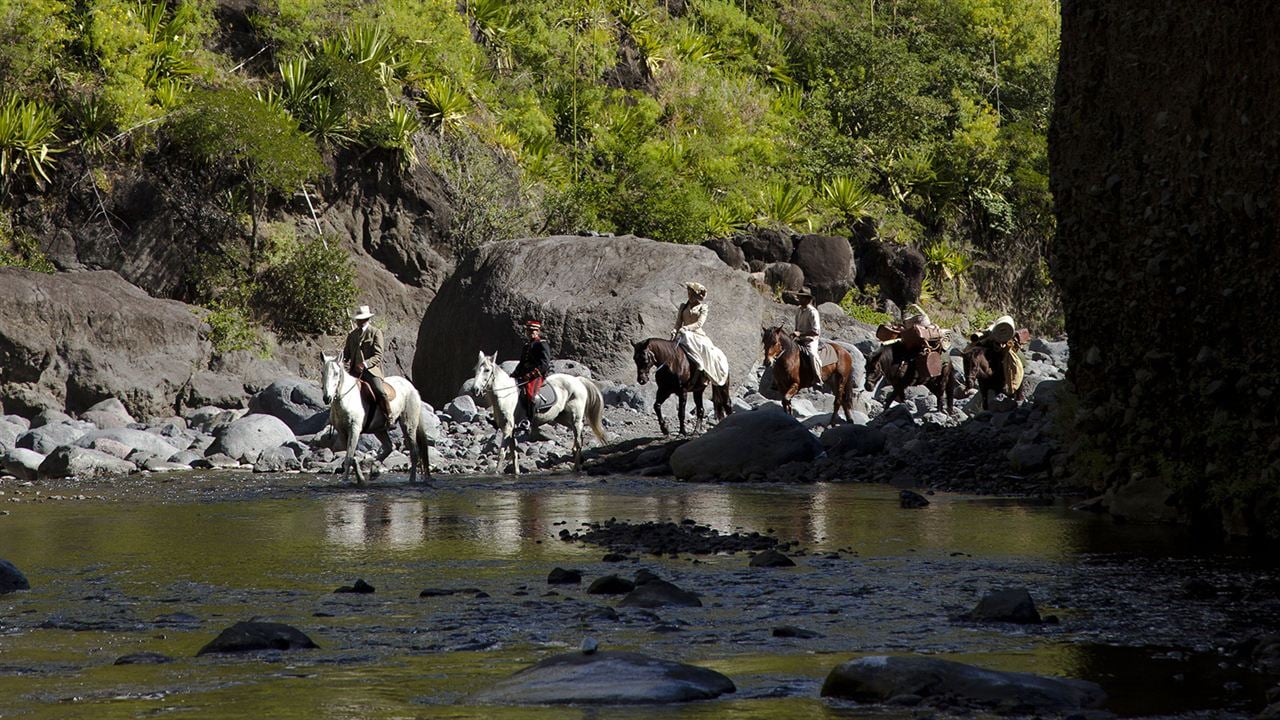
top-left (803, 341), bottom-right (839, 366)
top-left (532, 382), bottom-right (558, 415)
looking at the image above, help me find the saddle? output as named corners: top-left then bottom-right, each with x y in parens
top-left (358, 380), bottom-right (397, 431)
top-left (801, 340), bottom-right (839, 366)
top-left (530, 383), bottom-right (558, 415)
top-left (886, 337), bottom-right (946, 380)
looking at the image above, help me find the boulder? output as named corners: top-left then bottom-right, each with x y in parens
top-left (207, 414), bottom-right (295, 463)
top-left (248, 379), bottom-right (329, 435)
top-left (16, 423), bottom-right (87, 454)
top-left (1007, 442), bottom-right (1053, 473)
top-left (669, 406), bottom-right (823, 481)
top-left (30, 409), bottom-right (74, 428)
top-left (763, 262), bottom-right (805, 294)
top-left (38, 446), bottom-right (136, 478)
top-left (443, 395), bottom-right (479, 423)
top-left (413, 236), bottom-right (769, 406)
top-left (899, 490), bottom-right (930, 509)
top-left (253, 446), bottom-right (300, 473)
top-left (961, 588), bottom-right (1043, 624)
top-left (551, 359), bottom-right (594, 379)
top-left (772, 626), bottom-right (822, 639)
top-left (334, 579), bottom-right (376, 594)
top-left (820, 425), bottom-right (885, 456)
top-left (735, 227), bottom-right (794, 265)
top-left (0, 417), bottom-right (22, 453)
top-left (3, 448), bottom-right (45, 481)
top-left (0, 559), bottom-right (30, 594)
top-left (619, 579), bottom-right (702, 608)
top-left (701, 236), bottom-right (747, 271)
top-left (196, 621), bottom-right (320, 655)
top-left (791, 234), bottom-right (855, 304)
top-left (749, 550), bottom-right (796, 568)
top-left (78, 398), bottom-right (136, 429)
top-left (1028, 338), bottom-right (1069, 369)
top-left (75, 429), bottom-right (180, 461)
top-left (587, 575), bottom-right (636, 595)
top-left (114, 652), bottom-right (174, 665)
top-left (821, 655), bottom-right (1104, 711)
top-left (472, 650), bottom-right (735, 704)
top-left (0, 269), bottom-right (211, 418)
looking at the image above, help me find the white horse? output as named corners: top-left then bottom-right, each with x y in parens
top-left (320, 354), bottom-right (432, 485)
top-left (471, 352), bottom-right (606, 475)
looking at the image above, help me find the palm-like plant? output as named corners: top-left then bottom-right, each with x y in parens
top-left (705, 202), bottom-right (751, 238)
top-left (300, 94), bottom-right (352, 147)
top-left (923, 241), bottom-right (974, 295)
top-left (418, 78), bottom-right (472, 133)
top-left (382, 103), bottom-right (422, 168)
top-left (755, 181), bottom-right (812, 229)
top-left (0, 94), bottom-right (63, 189)
top-left (822, 176), bottom-right (874, 226)
top-left (467, 0), bottom-right (515, 70)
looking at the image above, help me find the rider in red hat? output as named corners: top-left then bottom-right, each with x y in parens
top-left (513, 319), bottom-right (551, 429)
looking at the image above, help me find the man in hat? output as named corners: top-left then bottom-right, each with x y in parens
top-left (513, 319), bottom-right (552, 430)
top-left (342, 305), bottom-right (391, 422)
top-left (793, 289), bottom-right (824, 389)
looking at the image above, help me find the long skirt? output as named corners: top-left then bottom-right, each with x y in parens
top-left (676, 330), bottom-right (730, 386)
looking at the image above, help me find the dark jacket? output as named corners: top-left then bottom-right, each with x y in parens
top-left (514, 339), bottom-right (551, 380)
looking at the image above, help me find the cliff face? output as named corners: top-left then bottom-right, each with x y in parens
top-left (1051, 4), bottom-right (1280, 537)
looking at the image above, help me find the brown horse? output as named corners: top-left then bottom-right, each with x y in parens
top-left (760, 326), bottom-right (858, 423)
top-left (633, 338), bottom-right (732, 435)
top-left (866, 343), bottom-right (954, 413)
top-left (961, 344), bottom-right (1025, 411)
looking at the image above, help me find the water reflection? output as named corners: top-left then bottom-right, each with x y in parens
top-left (325, 496), bottom-right (425, 548)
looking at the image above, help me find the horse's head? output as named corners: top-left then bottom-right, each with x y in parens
top-left (472, 351), bottom-right (499, 395)
top-left (320, 353), bottom-right (343, 405)
top-left (760, 325), bottom-right (785, 366)
top-left (633, 340), bottom-right (655, 385)
top-left (961, 346), bottom-right (987, 391)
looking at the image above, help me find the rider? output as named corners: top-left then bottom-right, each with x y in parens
top-left (793, 288), bottom-right (824, 389)
top-left (513, 319), bottom-right (551, 430)
top-left (672, 281), bottom-right (710, 377)
top-left (342, 305), bottom-right (391, 422)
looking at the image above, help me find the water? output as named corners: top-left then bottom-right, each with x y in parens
top-left (0, 474), bottom-right (1275, 718)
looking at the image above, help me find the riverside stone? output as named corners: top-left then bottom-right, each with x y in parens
top-left (79, 398), bottom-right (136, 429)
top-left (3, 448), bottom-right (45, 482)
top-left (0, 559), bottom-right (30, 594)
top-left (196, 621), bottom-right (319, 655)
top-left (248, 379), bottom-right (329, 435)
top-left (472, 650), bottom-right (735, 705)
top-left (669, 406), bottom-right (823, 482)
top-left (75, 428), bottom-right (180, 461)
top-left (38, 446), bottom-right (135, 478)
top-left (207, 414), bottom-right (295, 463)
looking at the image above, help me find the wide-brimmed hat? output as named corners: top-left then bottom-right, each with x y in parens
top-left (525, 319), bottom-right (542, 330)
top-left (685, 281), bottom-right (707, 296)
top-left (796, 287), bottom-right (813, 299)
top-left (352, 305), bottom-right (375, 320)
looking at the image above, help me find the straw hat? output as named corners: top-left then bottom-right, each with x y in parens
top-left (352, 305), bottom-right (375, 321)
top-left (795, 287), bottom-right (813, 299)
top-left (685, 281), bottom-right (707, 297)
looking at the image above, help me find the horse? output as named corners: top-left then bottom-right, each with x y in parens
top-left (865, 344), bottom-right (955, 413)
top-left (760, 326), bottom-right (859, 423)
top-left (471, 352), bottom-right (606, 475)
top-left (319, 354), bottom-right (432, 485)
top-left (961, 344), bottom-right (1025, 411)
top-left (633, 338), bottom-right (732, 436)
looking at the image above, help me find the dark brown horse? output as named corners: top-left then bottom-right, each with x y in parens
top-left (961, 344), bottom-right (1025, 411)
top-left (866, 343), bottom-right (954, 413)
top-left (633, 338), bottom-right (732, 435)
top-left (760, 326), bottom-right (858, 423)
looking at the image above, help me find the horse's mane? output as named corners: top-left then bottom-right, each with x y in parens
top-left (642, 337), bottom-right (689, 375)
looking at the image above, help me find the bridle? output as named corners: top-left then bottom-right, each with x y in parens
top-left (325, 360), bottom-right (359, 403)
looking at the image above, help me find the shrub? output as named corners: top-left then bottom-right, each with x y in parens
top-left (202, 301), bottom-right (269, 356)
top-left (0, 219), bottom-right (55, 272)
top-left (839, 288), bottom-right (893, 326)
top-left (0, 94), bottom-right (63, 190)
top-left (255, 237), bottom-right (358, 338)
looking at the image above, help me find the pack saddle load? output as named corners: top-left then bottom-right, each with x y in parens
top-left (876, 310), bottom-right (950, 380)
top-left (968, 315), bottom-right (1031, 396)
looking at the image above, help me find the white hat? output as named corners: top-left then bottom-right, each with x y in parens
top-left (352, 305), bottom-right (375, 320)
top-left (685, 281), bottom-right (707, 296)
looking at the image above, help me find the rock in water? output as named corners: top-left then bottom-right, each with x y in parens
top-left (196, 621), bottom-right (319, 655)
top-left (471, 651), bottom-right (735, 704)
top-left (669, 406), bottom-right (824, 481)
top-left (114, 652), bottom-right (174, 665)
top-left (334, 579), bottom-right (375, 594)
top-left (547, 568), bottom-right (582, 585)
top-left (772, 626), bottom-right (822, 639)
top-left (821, 655), bottom-right (1104, 711)
top-left (748, 550), bottom-right (796, 568)
top-left (587, 575), bottom-right (635, 595)
top-left (899, 490), bottom-right (930, 509)
top-left (0, 559), bottom-right (30, 594)
top-left (961, 588), bottom-right (1043, 624)
top-left (619, 579), bottom-right (702, 608)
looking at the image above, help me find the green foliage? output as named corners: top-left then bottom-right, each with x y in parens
top-left (424, 130), bottom-right (542, 251)
top-left (839, 288), bottom-right (893, 326)
top-left (755, 181), bottom-right (812, 230)
top-left (171, 85), bottom-right (324, 197)
top-left (0, 217), bottom-right (55, 272)
top-left (0, 94), bottom-right (63, 189)
top-left (256, 237), bottom-right (358, 338)
top-left (202, 301), bottom-right (269, 355)
top-left (418, 78), bottom-right (472, 131)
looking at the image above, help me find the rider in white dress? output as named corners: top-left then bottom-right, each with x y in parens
top-left (672, 281), bottom-right (730, 386)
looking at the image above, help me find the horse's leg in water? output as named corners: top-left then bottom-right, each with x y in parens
top-left (372, 429), bottom-right (393, 479)
top-left (346, 422), bottom-right (365, 485)
top-left (401, 418), bottom-right (419, 484)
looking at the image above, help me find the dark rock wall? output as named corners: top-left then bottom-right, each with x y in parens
top-left (1051, 3), bottom-right (1280, 536)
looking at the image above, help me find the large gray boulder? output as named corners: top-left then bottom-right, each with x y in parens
top-left (3, 448), bottom-right (45, 481)
top-left (821, 655), bottom-right (1105, 711)
top-left (75, 428), bottom-right (180, 461)
top-left (247, 379), bottom-right (329, 435)
top-left (472, 651), bottom-right (735, 705)
top-left (669, 405), bottom-right (824, 481)
top-left (207, 414), bottom-right (295, 463)
top-left (78, 398), bottom-right (136, 429)
top-left (0, 417), bottom-right (22, 453)
top-left (791, 234), bottom-right (855, 305)
top-left (414, 236), bottom-right (770, 406)
top-left (16, 422), bottom-right (87, 454)
top-left (38, 446), bottom-right (136, 478)
top-left (0, 269), bottom-right (211, 418)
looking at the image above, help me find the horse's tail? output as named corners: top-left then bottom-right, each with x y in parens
top-left (583, 379), bottom-right (607, 444)
top-left (712, 374), bottom-right (732, 419)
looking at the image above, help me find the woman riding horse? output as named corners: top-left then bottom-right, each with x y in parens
top-left (634, 337), bottom-right (732, 436)
top-left (672, 281), bottom-right (730, 389)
